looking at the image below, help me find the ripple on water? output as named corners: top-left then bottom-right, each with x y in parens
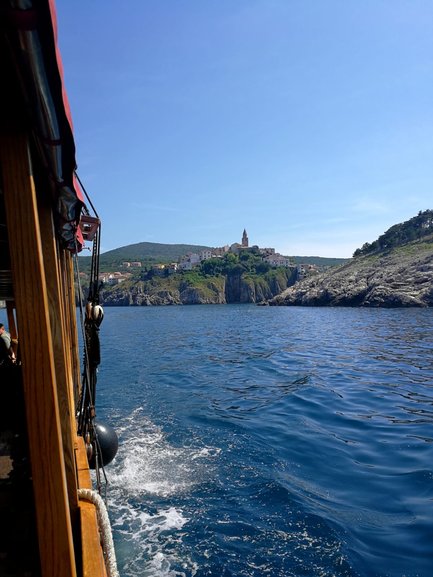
top-left (94, 306), bottom-right (433, 577)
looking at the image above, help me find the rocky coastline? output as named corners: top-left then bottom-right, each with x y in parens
top-left (96, 214), bottom-right (433, 308)
top-left (268, 239), bottom-right (433, 308)
top-left (100, 268), bottom-right (297, 306)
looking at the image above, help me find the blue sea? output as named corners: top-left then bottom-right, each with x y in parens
top-left (92, 305), bottom-right (433, 577)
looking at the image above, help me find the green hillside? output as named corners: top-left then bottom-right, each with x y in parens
top-left (77, 241), bottom-right (348, 273)
top-left (79, 242), bottom-right (213, 271)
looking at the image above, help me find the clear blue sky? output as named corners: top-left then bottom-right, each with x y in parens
top-left (56, 0), bottom-right (432, 257)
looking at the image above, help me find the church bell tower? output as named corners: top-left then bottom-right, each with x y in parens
top-left (242, 229), bottom-right (249, 247)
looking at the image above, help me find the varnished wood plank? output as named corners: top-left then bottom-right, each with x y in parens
top-left (0, 133), bottom-right (77, 577)
top-left (76, 435), bottom-right (111, 577)
top-left (38, 192), bottom-right (79, 516)
top-left (56, 251), bottom-right (79, 440)
top-left (79, 502), bottom-right (108, 577)
top-left (75, 436), bottom-right (92, 490)
top-left (64, 250), bottom-right (82, 401)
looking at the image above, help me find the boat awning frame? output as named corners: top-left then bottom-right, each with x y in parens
top-left (1, 0), bottom-right (86, 251)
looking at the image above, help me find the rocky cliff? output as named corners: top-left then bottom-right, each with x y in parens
top-left (100, 268), bottom-right (297, 306)
top-left (100, 278), bottom-right (226, 306)
top-left (268, 239), bottom-right (433, 307)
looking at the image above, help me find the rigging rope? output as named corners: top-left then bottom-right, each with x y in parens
top-left (75, 171), bottom-right (99, 219)
top-left (73, 177), bottom-right (107, 495)
top-left (73, 176), bottom-right (120, 574)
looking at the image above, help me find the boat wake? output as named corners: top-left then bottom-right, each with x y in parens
top-left (105, 407), bottom-right (218, 576)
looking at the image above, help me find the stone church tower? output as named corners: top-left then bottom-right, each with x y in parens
top-left (242, 229), bottom-right (249, 247)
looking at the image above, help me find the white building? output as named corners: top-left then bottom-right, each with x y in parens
top-left (100, 271), bottom-right (132, 285)
top-left (264, 255), bottom-right (292, 267)
top-left (200, 249), bottom-right (213, 261)
top-left (178, 252), bottom-right (201, 270)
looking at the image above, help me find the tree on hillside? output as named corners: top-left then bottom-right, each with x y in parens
top-left (201, 257), bottom-right (224, 276)
top-left (353, 209), bottom-right (433, 257)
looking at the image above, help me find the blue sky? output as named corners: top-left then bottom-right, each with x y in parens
top-left (56, 0), bottom-right (433, 257)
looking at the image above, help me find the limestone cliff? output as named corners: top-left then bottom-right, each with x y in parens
top-left (268, 239), bottom-right (433, 308)
top-left (100, 278), bottom-right (225, 306)
top-left (100, 268), bottom-right (296, 306)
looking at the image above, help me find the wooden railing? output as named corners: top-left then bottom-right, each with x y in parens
top-left (75, 437), bottom-right (108, 577)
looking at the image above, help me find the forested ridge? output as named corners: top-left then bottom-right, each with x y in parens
top-left (353, 210), bottom-right (433, 257)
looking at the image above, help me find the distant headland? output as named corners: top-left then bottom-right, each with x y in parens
top-left (269, 210), bottom-right (433, 307)
top-left (74, 211), bottom-right (433, 307)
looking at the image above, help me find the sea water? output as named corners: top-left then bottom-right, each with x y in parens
top-left (4, 305), bottom-right (432, 576)
top-left (93, 305), bottom-right (433, 577)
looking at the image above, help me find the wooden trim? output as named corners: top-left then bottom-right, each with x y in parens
top-left (65, 252), bottom-right (81, 415)
top-left (63, 250), bottom-right (82, 405)
top-left (57, 250), bottom-right (81, 450)
top-left (79, 502), bottom-right (108, 577)
top-left (0, 133), bottom-right (77, 577)
top-left (76, 436), bottom-right (108, 577)
top-left (75, 436), bottom-right (92, 490)
top-left (38, 192), bottom-right (79, 516)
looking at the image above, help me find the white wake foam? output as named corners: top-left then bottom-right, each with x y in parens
top-left (108, 407), bottom-right (219, 497)
top-left (105, 407), bottom-right (217, 576)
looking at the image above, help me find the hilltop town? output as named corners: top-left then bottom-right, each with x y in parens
top-left (99, 230), bottom-right (318, 287)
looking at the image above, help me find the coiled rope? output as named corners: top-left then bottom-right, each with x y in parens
top-left (78, 488), bottom-right (119, 577)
